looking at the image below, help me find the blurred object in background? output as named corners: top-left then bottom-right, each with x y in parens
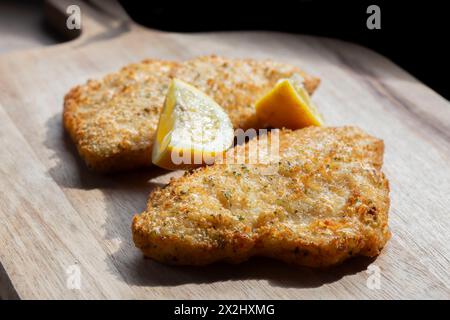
top-left (0, 0), bottom-right (60, 54)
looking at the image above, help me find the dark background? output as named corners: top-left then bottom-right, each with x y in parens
top-left (119, 0), bottom-right (449, 100)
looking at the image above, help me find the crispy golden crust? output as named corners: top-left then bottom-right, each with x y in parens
top-left (63, 60), bottom-right (177, 172)
top-left (132, 126), bottom-right (390, 267)
top-left (63, 55), bottom-right (320, 172)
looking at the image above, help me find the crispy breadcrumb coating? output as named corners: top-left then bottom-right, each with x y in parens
top-left (63, 55), bottom-right (320, 171)
top-left (132, 126), bottom-right (390, 267)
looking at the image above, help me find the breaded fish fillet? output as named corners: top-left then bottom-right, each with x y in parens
top-left (132, 126), bottom-right (390, 267)
top-left (63, 55), bottom-right (320, 172)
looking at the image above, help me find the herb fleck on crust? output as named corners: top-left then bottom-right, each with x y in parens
top-left (132, 126), bottom-right (390, 267)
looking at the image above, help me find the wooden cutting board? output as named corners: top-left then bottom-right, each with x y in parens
top-left (0, 0), bottom-right (449, 299)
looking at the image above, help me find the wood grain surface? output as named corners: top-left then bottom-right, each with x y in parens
top-left (0, 0), bottom-right (449, 299)
top-left (0, 1), bottom-right (59, 54)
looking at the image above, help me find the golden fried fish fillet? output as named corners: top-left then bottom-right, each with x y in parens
top-left (132, 126), bottom-right (390, 267)
top-left (63, 55), bottom-right (320, 172)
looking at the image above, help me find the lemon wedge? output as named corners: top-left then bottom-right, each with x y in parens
top-left (255, 75), bottom-right (324, 129)
top-left (152, 79), bottom-right (234, 170)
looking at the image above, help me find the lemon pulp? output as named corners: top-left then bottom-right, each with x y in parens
top-left (255, 75), bottom-right (324, 129)
top-left (152, 79), bottom-right (234, 170)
